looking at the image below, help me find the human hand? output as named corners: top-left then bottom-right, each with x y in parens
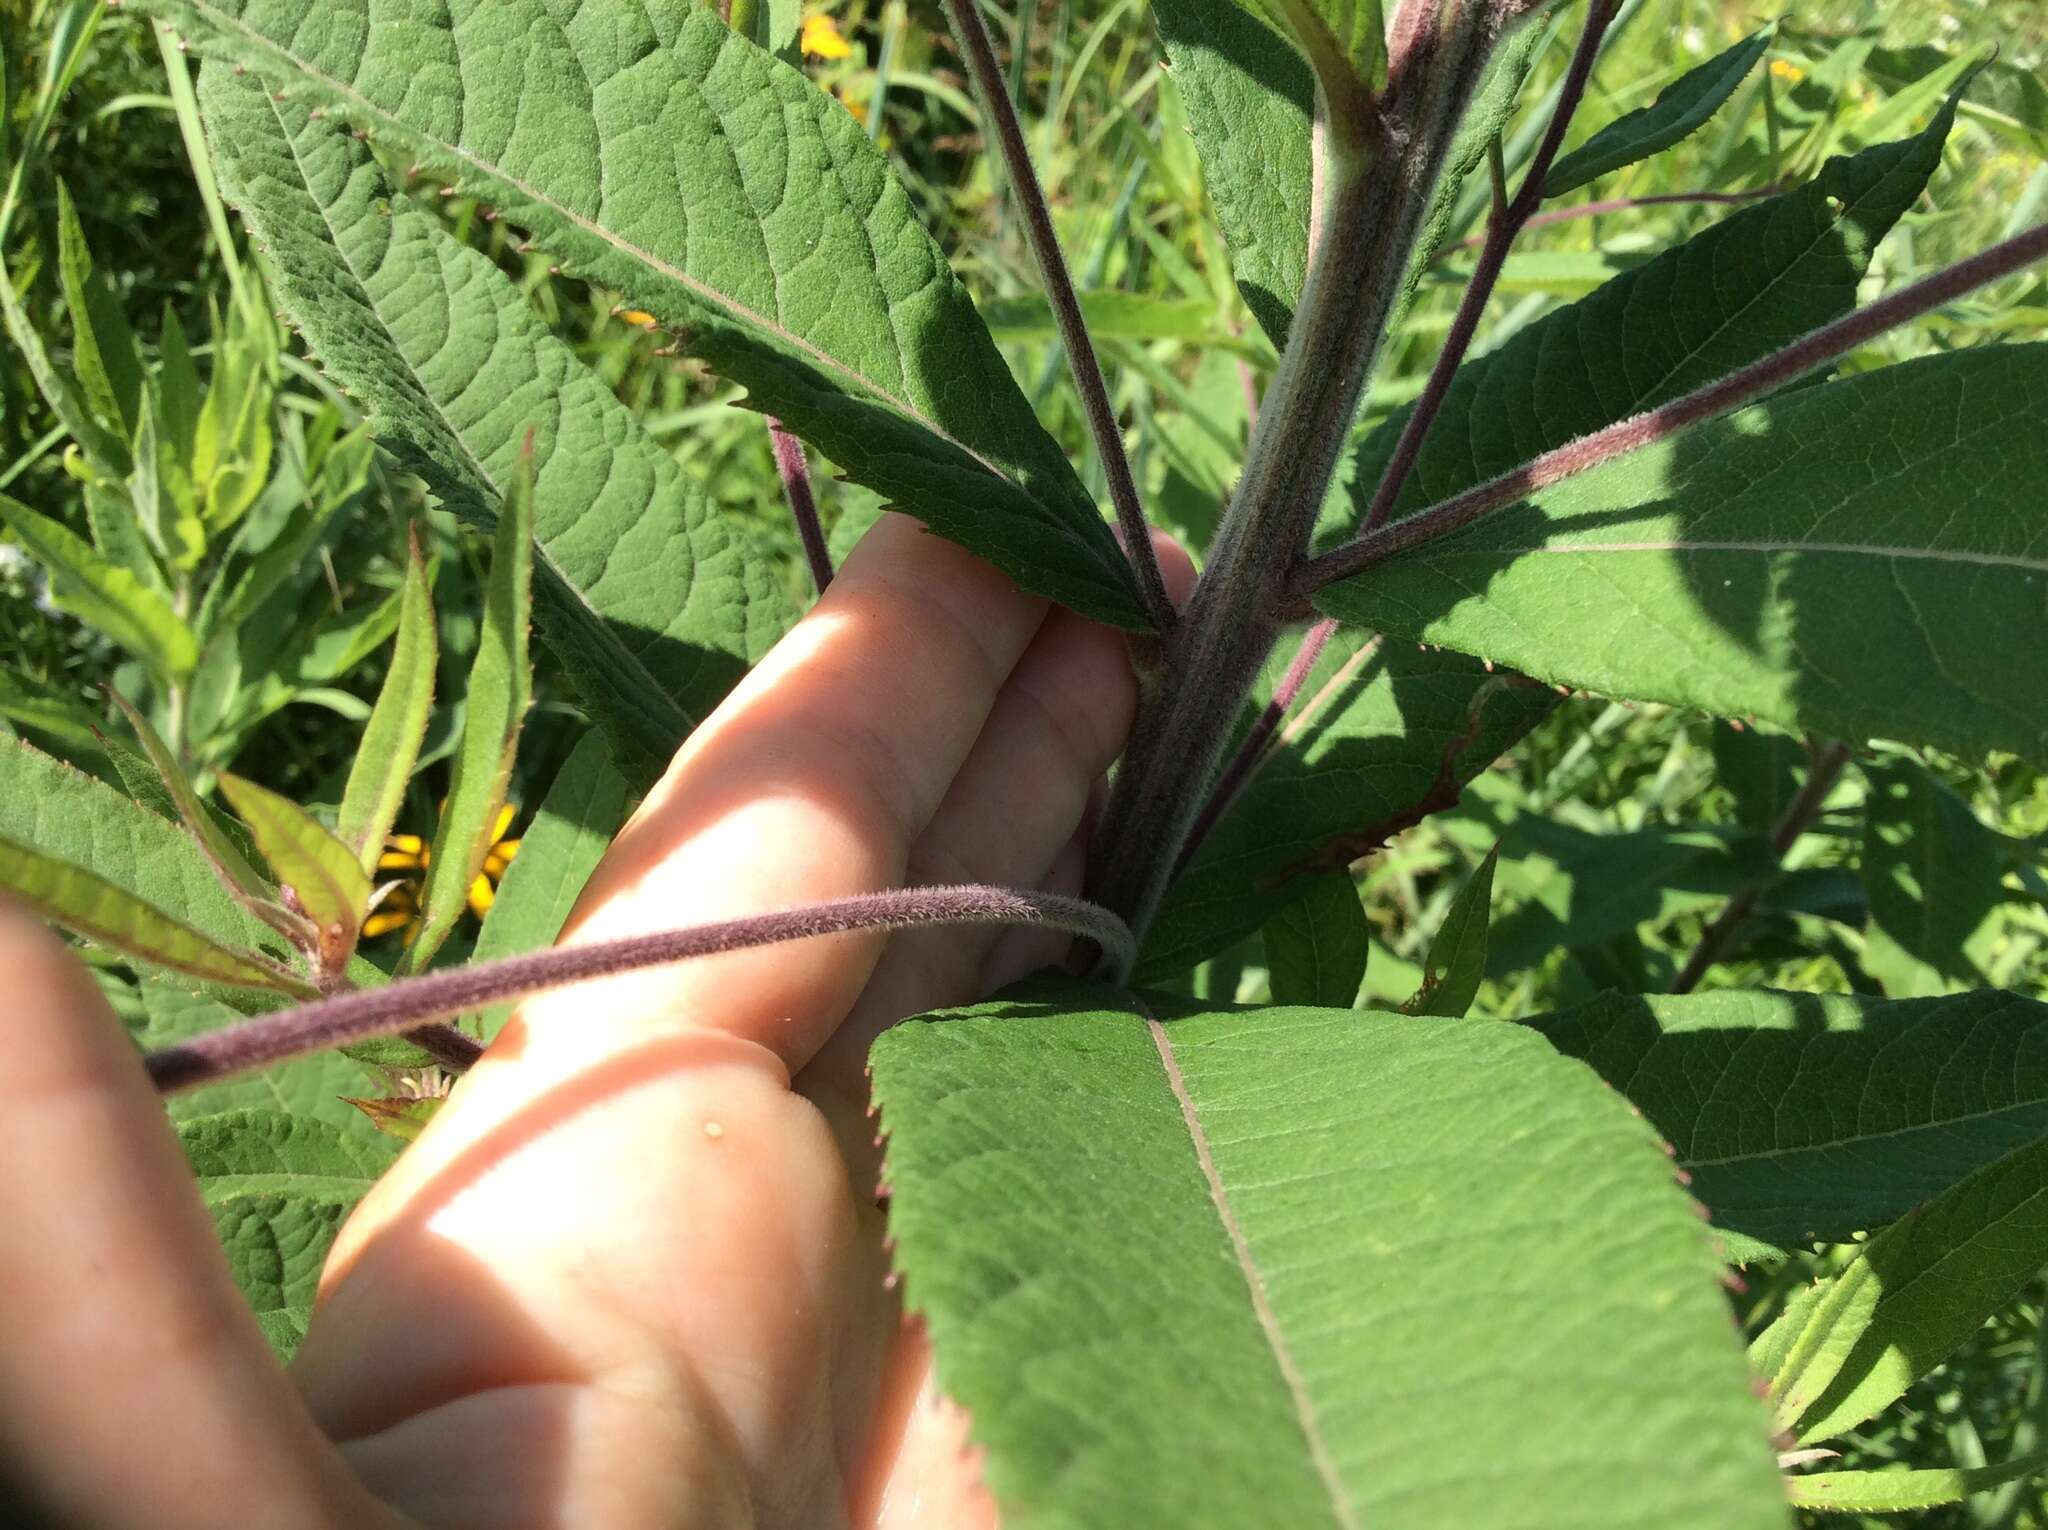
top-left (0, 514), bottom-right (1193, 1529)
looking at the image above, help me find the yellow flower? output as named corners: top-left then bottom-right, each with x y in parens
top-left (802, 12), bottom-right (852, 61)
top-left (363, 805), bottom-right (522, 939)
top-left (617, 309), bottom-right (659, 328)
top-left (1769, 58), bottom-right (1805, 84)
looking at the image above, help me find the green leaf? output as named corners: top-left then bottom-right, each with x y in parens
top-left (1525, 988), bottom-right (2048, 1257)
top-left (216, 772), bottom-right (371, 971)
top-left (335, 533), bottom-right (435, 875)
top-left (1334, 91), bottom-right (1960, 540)
top-left (190, 307), bottom-right (275, 535)
top-left (0, 239), bottom-right (127, 476)
top-left (1710, 723), bottom-right (1805, 835)
top-left (178, 1108), bottom-right (398, 1359)
top-left (0, 833), bottom-right (294, 991)
top-left (196, 66), bottom-right (791, 779)
top-left (1785, 1451), bottom-right (2048, 1514)
top-left (1261, 870), bottom-right (1368, 1007)
top-left (131, 384), bottom-right (207, 572)
top-left (1320, 345), bottom-right (2048, 765)
top-left (103, 687), bottom-right (269, 900)
top-left (129, 981), bottom-right (383, 1139)
top-left (0, 667), bottom-right (105, 762)
top-left (403, 455), bottom-right (533, 972)
top-left (1758, 1131), bottom-right (2048, 1445)
top-left (1859, 757), bottom-right (2003, 980)
top-left (1866, 44), bottom-right (2048, 158)
top-left (1404, 842), bottom-right (1497, 1016)
top-left (467, 731), bottom-right (632, 1036)
top-left (0, 494), bottom-right (195, 684)
top-left (1542, 28), bottom-right (1772, 197)
top-left (872, 982), bottom-right (1785, 1528)
top-left (1140, 635), bottom-right (1554, 982)
top-left (1261, 0), bottom-right (1386, 102)
top-left (55, 177), bottom-right (145, 437)
top-left (157, 1), bottom-right (1144, 629)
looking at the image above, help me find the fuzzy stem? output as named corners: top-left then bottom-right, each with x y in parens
top-left (404, 1022), bottom-right (487, 1072)
top-left (1085, 7), bottom-right (1539, 958)
top-left (1670, 739), bottom-right (1851, 994)
top-left (944, 0), bottom-right (1174, 635)
top-left (1359, 0), bottom-right (1617, 537)
top-left (1295, 217), bottom-right (2048, 596)
top-left (145, 886), bottom-right (1134, 1093)
top-left (1179, 617), bottom-right (1339, 870)
top-left (768, 418), bottom-right (833, 595)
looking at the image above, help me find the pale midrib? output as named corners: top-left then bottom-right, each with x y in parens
top-left (195, 0), bottom-right (1017, 486)
top-left (1141, 1001), bottom-right (1359, 1530)
top-left (261, 91), bottom-right (695, 735)
top-left (1682, 1092), bottom-right (2048, 1172)
top-left (1468, 538), bottom-right (2048, 575)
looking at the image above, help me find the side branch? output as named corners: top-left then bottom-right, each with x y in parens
top-left (1295, 218), bottom-right (2048, 596)
top-left (768, 418), bottom-right (833, 595)
top-left (146, 885), bottom-right (1135, 1093)
top-left (944, 0), bottom-right (1174, 634)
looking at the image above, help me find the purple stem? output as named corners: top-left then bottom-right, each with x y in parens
top-left (1357, 0), bottom-right (1619, 538)
top-left (1435, 185), bottom-right (1787, 256)
top-left (768, 418), bottom-right (833, 595)
top-left (145, 885), bottom-right (1134, 1094)
top-left (1670, 739), bottom-right (1852, 994)
top-left (944, 0), bottom-right (1175, 636)
top-left (1178, 617), bottom-right (1338, 870)
top-left (1294, 217), bottom-right (2048, 596)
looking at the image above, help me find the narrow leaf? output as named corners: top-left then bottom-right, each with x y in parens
top-left (1261, 870), bottom-right (1369, 1007)
top-left (0, 494), bottom-right (195, 684)
top-left (1542, 28), bottom-right (1772, 197)
top-left (403, 457), bottom-right (533, 972)
top-left (216, 773), bottom-right (371, 973)
top-left (156, 2), bottom-right (1146, 629)
top-left (1526, 989), bottom-right (2048, 1256)
top-left (335, 531), bottom-right (436, 874)
top-left (0, 833), bottom-right (296, 992)
top-left (197, 65), bottom-right (792, 778)
top-left (1405, 843), bottom-right (1497, 1016)
top-left (873, 982), bottom-right (1785, 1527)
top-left (179, 1108), bottom-right (397, 1358)
top-left (1785, 1451), bottom-right (2048, 1514)
top-left (103, 688), bottom-right (269, 900)
top-left (1319, 345), bottom-right (2048, 765)
top-left (1859, 757), bottom-right (2003, 979)
top-left (340, 1093), bottom-right (444, 1143)
top-left (0, 668), bottom-right (105, 762)
top-left (55, 177), bottom-right (145, 436)
top-left (1760, 1131), bottom-right (2048, 1445)
top-left (467, 731), bottom-right (632, 1036)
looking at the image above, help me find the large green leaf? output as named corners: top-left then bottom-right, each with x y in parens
top-left (1140, 634), bottom-right (1555, 982)
top-left (179, 1108), bottom-right (398, 1358)
top-left (873, 982), bottom-right (1785, 1528)
top-left (155, 0), bottom-right (1144, 629)
top-left (1319, 345), bottom-right (2048, 764)
top-left (1334, 91), bottom-right (1959, 538)
top-left (196, 66), bottom-right (787, 783)
top-left (1859, 757), bottom-right (2005, 980)
top-left (0, 494), bottom-right (196, 685)
top-left (1527, 988), bottom-right (2048, 1256)
top-left (1541, 27), bottom-right (1771, 197)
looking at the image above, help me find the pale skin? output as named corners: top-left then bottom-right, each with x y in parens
top-left (0, 515), bottom-right (1196, 1529)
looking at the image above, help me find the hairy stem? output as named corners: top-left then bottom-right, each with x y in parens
top-left (944, 0), bottom-right (1174, 635)
top-left (1295, 217), bottom-right (2048, 596)
top-left (1670, 739), bottom-right (1851, 994)
top-left (145, 885), bottom-right (1134, 1093)
top-left (1178, 618), bottom-right (1339, 871)
top-left (1086, 7), bottom-right (1525, 959)
top-left (1360, 0), bottom-right (1617, 537)
top-left (768, 418), bottom-right (833, 595)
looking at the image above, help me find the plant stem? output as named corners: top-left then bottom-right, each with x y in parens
top-left (1670, 739), bottom-right (1851, 994)
top-left (1086, 10), bottom-right (1524, 958)
top-left (1295, 217), bottom-right (2048, 596)
top-left (1178, 618), bottom-right (1338, 870)
top-left (1359, 0), bottom-right (1617, 537)
top-left (768, 418), bottom-right (833, 595)
top-left (145, 885), bottom-right (1135, 1093)
top-left (944, 0), bottom-right (1174, 635)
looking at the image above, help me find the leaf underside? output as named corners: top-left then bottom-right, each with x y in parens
top-left (873, 980), bottom-right (1785, 1529)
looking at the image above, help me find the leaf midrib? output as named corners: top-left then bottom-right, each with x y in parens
top-left (202, 0), bottom-right (1015, 485)
top-left (262, 89), bottom-right (697, 735)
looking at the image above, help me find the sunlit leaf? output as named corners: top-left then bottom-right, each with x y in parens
top-left (335, 532), bottom-right (436, 875)
top-left (0, 494), bottom-right (195, 684)
top-left (216, 772), bottom-right (371, 974)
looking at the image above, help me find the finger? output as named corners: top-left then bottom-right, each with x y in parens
top-left (0, 903), bottom-right (388, 1529)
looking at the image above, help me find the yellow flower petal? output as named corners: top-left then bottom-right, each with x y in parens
top-left (467, 872), bottom-right (497, 918)
top-left (802, 13), bottom-right (852, 61)
top-left (363, 909), bottom-right (414, 939)
top-left (492, 838), bottom-right (522, 863)
top-left (1768, 58), bottom-right (1805, 83)
top-left (618, 309), bottom-right (658, 328)
top-left (491, 803), bottom-right (519, 844)
top-left (377, 848), bottom-right (426, 872)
